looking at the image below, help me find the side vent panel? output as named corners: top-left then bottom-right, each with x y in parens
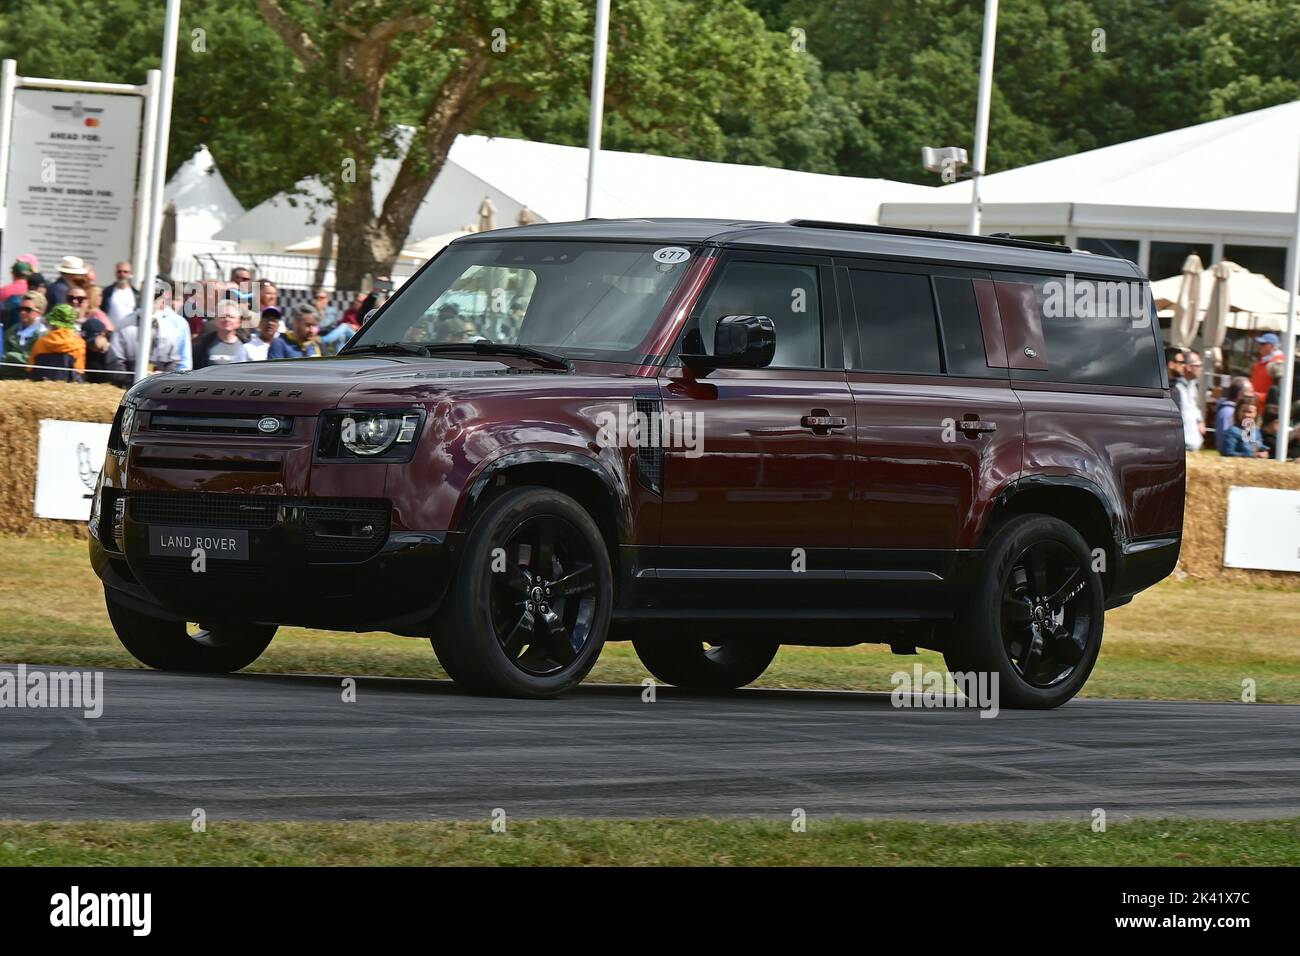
top-left (634, 395), bottom-right (664, 495)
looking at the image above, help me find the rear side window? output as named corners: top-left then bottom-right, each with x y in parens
top-left (995, 272), bottom-right (1162, 388)
top-left (691, 261), bottom-right (822, 368)
top-left (933, 276), bottom-right (1000, 377)
top-left (846, 269), bottom-right (941, 374)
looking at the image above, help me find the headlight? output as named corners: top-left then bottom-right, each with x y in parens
top-left (344, 414), bottom-right (401, 456)
top-left (120, 402), bottom-right (137, 443)
top-left (317, 409), bottom-right (423, 462)
top-left (108, 400), bottom-right (136, 453)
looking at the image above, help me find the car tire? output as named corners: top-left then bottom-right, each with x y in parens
top-left (945, 514), bottom-right (1104, 710)
top-left (631, 636), bottom-right (779, 690)
top-left (105, 589), bottom-right (276, 673)
top-left (430, 485), bottom-right (612, 698)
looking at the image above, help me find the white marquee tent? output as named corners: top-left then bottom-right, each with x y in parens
top-left (162, 146), bottom-right (244, 280)
top-left (879, 100), bottom-right (1300, 283)
top-left (213, 133), bottom-right (935, 256)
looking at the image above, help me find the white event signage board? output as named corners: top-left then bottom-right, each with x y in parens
top-left (33, 419), bottom-right (111, 521)
top-left (1222, 485), bottom-right (1300, 573)
top-left (3, 88), bottom-right (143, 272)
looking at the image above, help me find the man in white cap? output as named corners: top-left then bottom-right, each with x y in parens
top-left (47, 255), bottom-right (88, 308)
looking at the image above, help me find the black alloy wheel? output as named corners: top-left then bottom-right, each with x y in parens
top-left (999, 539), bottom-right (1093, 688)
top-left (431, 486), bottom-right (612, 698)
top-left (945, 514), bottom-right (1105, 709)
top-left (490, 513), bottom-right (599, 676)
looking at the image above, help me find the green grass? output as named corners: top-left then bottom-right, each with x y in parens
top-left (2, 536), bottom-right (1298, 702)
top-left (2, 818), bottom-right (1297, 866)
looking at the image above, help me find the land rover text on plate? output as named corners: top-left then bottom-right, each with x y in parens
top-left (90, 219), bottom-right (1184, 708)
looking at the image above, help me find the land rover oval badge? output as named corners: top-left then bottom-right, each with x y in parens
top-left (257, 417), bottom-right (281, 434)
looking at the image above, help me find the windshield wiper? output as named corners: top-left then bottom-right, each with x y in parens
top-left (341, 341), bottom-right (427, 357)
top-left (418, 341), bottom-right (574, 372)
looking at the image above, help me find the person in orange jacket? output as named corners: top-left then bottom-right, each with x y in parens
top-left (1251, 333), bottom-right (1282, 398)
top-left (29, 304), bottom-right (86, 379)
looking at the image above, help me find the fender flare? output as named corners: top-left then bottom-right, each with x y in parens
top-left (985, 473), bottom-right (1125, 547)
top-left (455, 448), bottom-right (631, 542)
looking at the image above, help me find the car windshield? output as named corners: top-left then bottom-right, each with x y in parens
top-left (349, 240), bottom-right (696, 362)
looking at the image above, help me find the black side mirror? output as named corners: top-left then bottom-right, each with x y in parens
top-left (681, 314), bottom-right (776, 372)
top-left (362, 309), bottom-right (377, 325)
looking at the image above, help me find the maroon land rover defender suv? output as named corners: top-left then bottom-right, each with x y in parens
top-left (90, 219), bottom-right (1184, 708)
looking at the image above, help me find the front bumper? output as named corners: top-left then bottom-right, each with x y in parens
top-left (90, 496), bottom-right (464, 633)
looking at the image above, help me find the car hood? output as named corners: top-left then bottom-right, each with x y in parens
top-left (129, 354), bottom-right (625, 413)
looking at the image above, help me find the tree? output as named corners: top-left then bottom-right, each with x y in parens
top-left (252, 0), bottom-right (820, 286)
top-left (0, 0), bottom-right (315, 209)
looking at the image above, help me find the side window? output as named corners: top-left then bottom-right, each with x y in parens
top-left (933, 276), bottom-right (1000, 377)
top-left (995, 272), bottom-right (1162, 388)
top-left (846, 269), bottom-right (941, 374)
top-left (690, 261), bottom-right (822, 368)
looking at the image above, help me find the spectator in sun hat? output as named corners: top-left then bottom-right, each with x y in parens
top-left (1, 291), bottom-right (49, 378)
top-left (28, 304), bottom-right (86, 380)
top-left (1252, 333), bottom-right (1282, 398)
top-left (46, 255), bottom-right (88, 308)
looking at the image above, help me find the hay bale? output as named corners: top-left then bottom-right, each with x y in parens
top-left (0, 380), bottom-right (123, 538)
top-left (1181, 454), bottom-right (1300, 586)
top-left (0, 381), bottom-right (1294, 586)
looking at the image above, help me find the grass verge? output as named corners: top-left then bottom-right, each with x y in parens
top-left (2, 537), bottom-right (1297, 702)
top-left (2, 818), bottom-right (1297, 866)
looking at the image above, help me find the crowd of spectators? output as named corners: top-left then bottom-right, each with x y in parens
top-left (0, 252), bottom-right (382, 385)
top-left (1169, 334), bottom-right (1300, 461)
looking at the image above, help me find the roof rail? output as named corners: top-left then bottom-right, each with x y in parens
top-left (784, 219), bottom-right (1072, 254)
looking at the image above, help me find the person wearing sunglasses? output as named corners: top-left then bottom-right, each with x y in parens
top-left (28, 303), bottom-right (86, 381)
top-left (70, 286), bottom-right (115, 383)
top-left (1, 291), bottom-right (48, 378)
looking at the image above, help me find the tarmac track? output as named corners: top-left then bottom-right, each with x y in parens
top-left (1, 666), bottom-right (1297, 821)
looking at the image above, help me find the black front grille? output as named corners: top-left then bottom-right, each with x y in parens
top-left (146, 412), bottom-right (293, 436)
top-left (133, 556), bottom-right (272, 584)
top-left (130, 493), bottom-right (282, 529)
top-left (300, 506), bottom-right (389, 556)
top-left (127, 493), bottom-right (390, 561)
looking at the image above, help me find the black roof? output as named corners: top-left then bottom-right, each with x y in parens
top-left (460, 217), bottom-right (1143, 280)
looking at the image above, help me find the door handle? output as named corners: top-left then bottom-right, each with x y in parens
top-left (956, 418), bottom-right (997, 434)
top-left (801, 410), bottom-right (847, 434)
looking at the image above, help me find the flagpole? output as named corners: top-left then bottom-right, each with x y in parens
top-left (583, 0), bottom-right (610, 219)
top-left (1275, 140), bottom-right (1300, 461)
top-left (134, 0), bottom-right (181, 382)
top-left (969, 0), bottom-right (999, 236)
